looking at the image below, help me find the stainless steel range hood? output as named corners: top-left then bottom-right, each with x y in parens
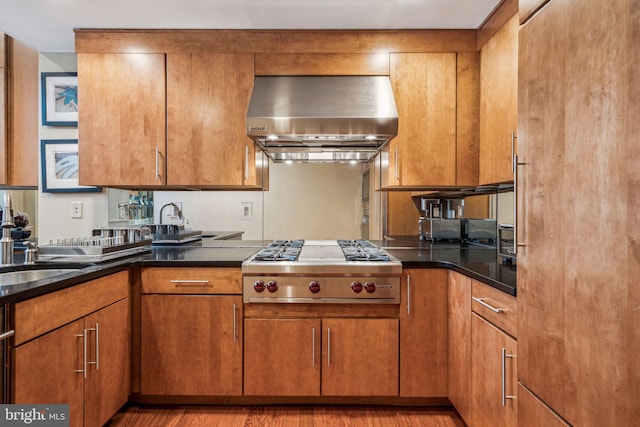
top-left (246, 76), bottom-right (398, 163)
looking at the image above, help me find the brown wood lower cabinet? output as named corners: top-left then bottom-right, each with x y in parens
top-left (447, 271), bottom-right (472, 424)
top-left (399, 269), bottom-right (448, 397)
top-left (13, 319), bottom-right (85, 427)
top-left (244, 318), bottom-right (398, 397)
top-left (140, 295), bottom-right (242, 396)
top-left (471, 313), bottom-right (517, 427)
top-left (13, 298), bottom-right (130, 427)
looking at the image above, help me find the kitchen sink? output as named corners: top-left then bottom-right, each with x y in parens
top-left (0, 269), bottom-right (81, 287)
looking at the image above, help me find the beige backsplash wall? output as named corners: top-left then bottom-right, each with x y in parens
top-left (154, 161), bottom-right (363, 241)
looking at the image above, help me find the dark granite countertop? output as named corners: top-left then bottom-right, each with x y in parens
top-left (0, 236), bottom-right (516, 304)
top-left (373, 236), bottom-right (517, 296)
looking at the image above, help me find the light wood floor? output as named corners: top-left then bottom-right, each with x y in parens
top-left (106, 405), bottom-right (467, 427)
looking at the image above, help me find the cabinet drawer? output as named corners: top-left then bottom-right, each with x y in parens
top-left (141, 267), bottom-right (242, 294)
top-left (13, 270), bottom-right (129, 345)
top-left (471, 279), bottom-right (517, 338)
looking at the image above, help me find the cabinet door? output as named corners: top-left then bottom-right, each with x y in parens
top-left (388, 53), bottom-right (457, 188)
top-left (400, 269), bottom-right (448, 397)
top-left (471, 313), bottom-right (517, 427)
top-left (167, 53), bottom-right (261, 188)
top-left (447, 272), bottom-right (472, 423)
top-left (518, 383), bottom-right (570, 427)
top-left (479, 14), bottom-right (518, 185)
top-left (518, 0), bottom-right (632, 424)
top-left (78, 53), bottom-right (166, 187)
top-left (13, 319), bottom-right (85, 427)
top-left (1, 36), bottom-right (38, 186)
top-left (322, 318), bottom-right (398, 396)
top-left (140, 295), bottom-right (242, 395)
top-left (243, 319), bottom-right (320, 396)
top-left (84, 299), bottom-right (130, 427)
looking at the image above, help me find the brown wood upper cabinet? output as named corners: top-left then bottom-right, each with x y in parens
top-left (0, 34), bottom-right (38, 187)
top-left (167, 53), bottom-right (266, 188)
top-left (78, 52), bottom-right (267, 189)
top-left (78, 53), bottom-right (166, 187)
top-left (519, 0), bottom-right (550, 25)
top-left (381, 53), bottom-right (457, 189)
top-left (254, 53), bottom-right (390, 76)
top-left (479, 14), bottom-right (518, 186)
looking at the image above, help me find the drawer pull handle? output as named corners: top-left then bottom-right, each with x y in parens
top-left (170, 280), bottom-right (212, 288)
top-left (0, 330), bottom-right (15, 342)
top-left (501, 347), bottom-right (517, 406)
top-left (472, 297), bottom-right (504, 313)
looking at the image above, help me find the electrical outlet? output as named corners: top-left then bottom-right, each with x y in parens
top-left (241, 202), bottom-right (253, 221)
top-left (71, 201), bottom-right (83, 218)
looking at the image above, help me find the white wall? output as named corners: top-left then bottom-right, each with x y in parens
top-left (153, 162), bottom-right (364, 240)
top-left (37, 53), bottom-right (109, 244)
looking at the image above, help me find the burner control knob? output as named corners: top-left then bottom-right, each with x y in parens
top-left (351, 282), bottom-right (363, 293)
top-left (267, 280), bottom-right (279, 293)
top-left (309, 281), bottom-right (321, 294)
top-left (254, 280), bottom-right (266, 293)
top-left (364, 281), bottom-right (376, 293)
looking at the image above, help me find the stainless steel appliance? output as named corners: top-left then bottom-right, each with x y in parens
top-left (498, 224), bottom-right (516, 263)
top-left (463, 219), bottom-right (498, 243)
top-left (246, 76), bottom-right (398, 163)
top-left (419, 219), bottom-right (462, 241)
top-left (242, 240), bottom-right (402, 304)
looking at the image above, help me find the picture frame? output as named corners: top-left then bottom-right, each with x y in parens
top-left (41, 140), bottom-right (101, 193)
top-left (41, 72), bottom-right (78, 126)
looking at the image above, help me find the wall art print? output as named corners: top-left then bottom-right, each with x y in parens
top-left (41, 72), bottom-right (78, 126)
top-left (41, 140), bottom-right (100, 193)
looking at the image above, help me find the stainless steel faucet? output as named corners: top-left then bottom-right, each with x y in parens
top-left (1, 193), bottom-right (15, 266)
top-left (159, 202), bottom-right (184, 225)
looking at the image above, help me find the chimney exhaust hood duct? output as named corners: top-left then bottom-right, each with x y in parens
top-left (246, 76), bottom-right (398, 163)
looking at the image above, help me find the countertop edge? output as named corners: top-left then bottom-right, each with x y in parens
top-left (1, 245), bottom-right (516, 304)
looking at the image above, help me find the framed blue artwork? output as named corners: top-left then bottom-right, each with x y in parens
top-left (41, 72), bottom-right (78, 126)
top-left (41, 140), bottom-right (101, 193)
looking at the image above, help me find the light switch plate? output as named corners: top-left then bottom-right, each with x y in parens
top-left (241, 202), bottom-right (253, 221)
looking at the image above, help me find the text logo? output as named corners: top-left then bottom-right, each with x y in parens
top-left (1, 405), bottom-right (69, 426)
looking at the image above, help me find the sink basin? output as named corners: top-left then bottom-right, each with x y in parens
top-left (0, 269), bottom-right (81, 287)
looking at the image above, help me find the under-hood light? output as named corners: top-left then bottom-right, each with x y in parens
top-left (365, 135), bottom-right (377, 140)
top-left (267, 135), bottom-right (279, 140)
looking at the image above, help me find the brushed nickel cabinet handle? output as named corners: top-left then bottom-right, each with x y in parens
top-left (394, 146), bottom-right (399, 182)
top-left (245, 145), bottom-right (250, 182)
top-left (74, 330), bottom-right (87, 379)
top-left (232, 303), bottom-right (237, 343)
top-left (312, 327), bottom-right (316, 367)
top-left (327, 327), bottom-right (331, 367)
top-left (155, 146), bottom-right (160, 181)
top-left (0, 330), bottom-right (15, 342)
top-left (170, 280), bottom-right (212, 288)
top-left (501, 347), bottom-right (517, 406)
top-left (406, 274), bottom-right (411, 315)
top-left (87, 323), bottom-right (99, 371)
top-left (472, 297), bottom-right (504, 313)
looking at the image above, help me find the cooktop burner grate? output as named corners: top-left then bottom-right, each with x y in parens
top-left (338, 239), bottom-right (391, 262)
top-left (252, 239), bottom-right (304, 261)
